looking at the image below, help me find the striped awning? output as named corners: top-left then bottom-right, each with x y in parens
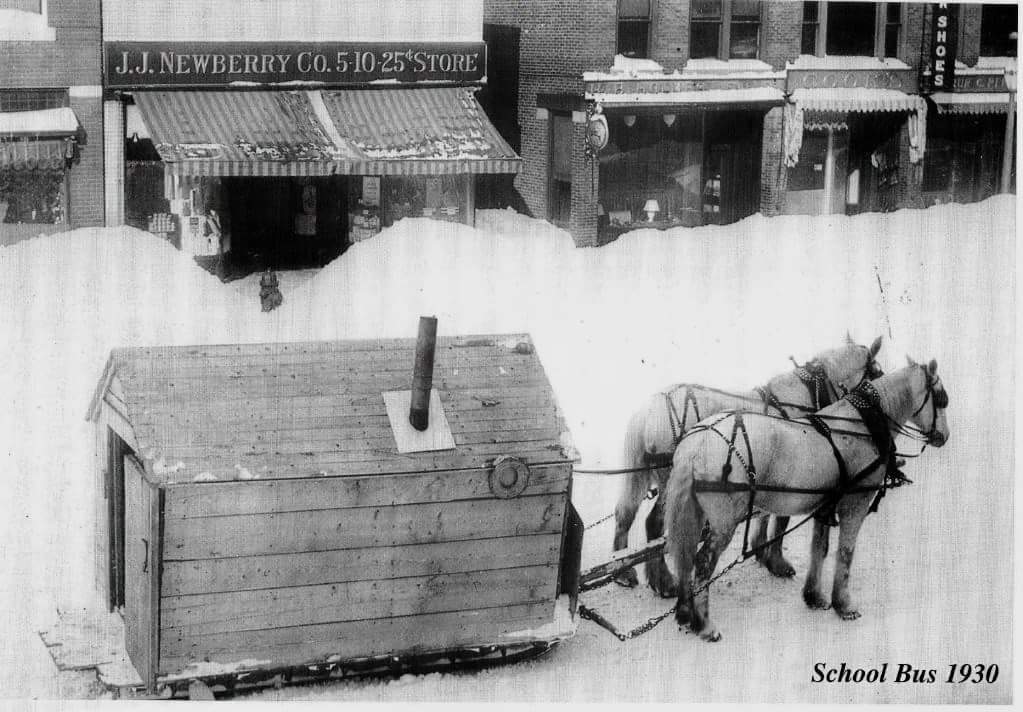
top-left (0, 138), bottom-right (70, 171)
top-left (931, 92), bottom-right (1012, 115)
top-left (791, 88), bottom-right (923, 113)
top-left (133, 88), bottom-right (520, 177)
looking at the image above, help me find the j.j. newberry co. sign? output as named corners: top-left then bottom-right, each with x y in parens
top-left (105, 41), bottom-right (487, 88)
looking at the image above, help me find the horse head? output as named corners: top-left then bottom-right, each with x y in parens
top-left (903, 356), bottom-right (950, 447)
top-left (815, 334), bottom-right (884, 396)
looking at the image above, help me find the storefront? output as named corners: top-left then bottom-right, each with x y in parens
top-left (585, 76), bottom-right (784, 244)
top-left (783, 67), bottom-right (925, 216)
top-left (0, 101), bottom-right (80, 242)
top-left (922, 65), bottom-right (1015, 206)
top-left (105, 41), bottom-right (519, 274)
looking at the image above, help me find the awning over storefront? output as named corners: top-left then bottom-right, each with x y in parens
top-left (590, 86), bottom-right (785, 110)
top-left (133, 88), bottom-right (520, 177)
top-left (789, 88), bottom-right (923, 114)
top-left (0, 107), bottom-right (79, 137)
top-left (785, 89), bottom-right (928, 167)
top-left (931, 92), bottom-right (1012, 115)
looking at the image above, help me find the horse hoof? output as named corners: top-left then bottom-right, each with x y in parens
top-left (700, 628), bottom-right (722, 642)
top-left (803, 590), bottom-right (831, 610)
top-left (836, 608), bottom-right (861, 621)
top-left (762, 556), bottom-right (796, 578)
top-left (675, 607), bottom-right (692, 627)
top-left (614, 567), bottom-right (639, 588)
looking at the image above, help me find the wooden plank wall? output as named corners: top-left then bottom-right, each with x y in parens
top-left (157, 463), bottom-right (571, 674)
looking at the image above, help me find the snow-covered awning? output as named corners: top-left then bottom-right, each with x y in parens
top-left (931, 92), bottom-right (1012, 115)
top-left (133, 88), bottom-right (520, 177)
top-left (589, 86), bottom-right (785, 110)
top-left (0, 107), bottom-right (79, 138)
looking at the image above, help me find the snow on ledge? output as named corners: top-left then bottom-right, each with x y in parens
top-left (787, 55), bottom-right (911, 71)
top-left (683, 57), bottom-right (775, 75)
top-left (976, 56), bottom-right (1019, 72)
top-left (0, 9), bottom-right (55, 41)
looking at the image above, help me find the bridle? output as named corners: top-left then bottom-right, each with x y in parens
top-left (889, 364), bottom-right (948, 449)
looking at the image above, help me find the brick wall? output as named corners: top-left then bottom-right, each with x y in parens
top-left (760, 106), bottom-right (786, 215)
top-left (569, 116), bottom-right (597, 246)
top-left (956, 3), bottom-right (982, 67)
top-left (760, 0), bottom-right (802, 70)
top-left (649, 0), bottom-right (688, 71)
top-left (68, 94), bottom-right (105, 227)
top-left (484, 0), bottom-right (616, 236)
top-left (0, 0), bottom-right (102, 87)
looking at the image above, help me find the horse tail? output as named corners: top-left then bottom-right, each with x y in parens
top-left (663, 445), bottom-right (705, 586)
top-left (613, 407), bottom-right (654, 551)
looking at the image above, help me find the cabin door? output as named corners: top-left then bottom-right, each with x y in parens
top-left (123, 455), bottom-right (160, 691)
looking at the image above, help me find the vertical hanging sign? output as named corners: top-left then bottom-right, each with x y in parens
top-left (926, 3), bottom-right (958, 93)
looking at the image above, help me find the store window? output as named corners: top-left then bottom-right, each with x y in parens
top-left (802, 2), bottom-right (900, 58)
top-left (0, 167), bottom-right (66, 225)
top-left (787, 134), bottom-right (829, 192)
top-left (980, 3), bottom-right (1018, 57)
top-left (801, 1), bottom-right (820, 55)
top-left (617, 0), bottom-right (651, 58)
top-left (690, 0), bottom-right (761, 60)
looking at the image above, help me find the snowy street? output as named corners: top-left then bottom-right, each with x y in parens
top-left (0, 198), bottom-right (1013, 703)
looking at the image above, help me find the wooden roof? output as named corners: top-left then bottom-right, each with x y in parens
top-left (88, 334), bottom-right (577, 484)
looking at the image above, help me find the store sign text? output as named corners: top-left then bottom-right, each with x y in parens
top-left (105, 42), bottom-right (486, 88)
top-left (954, 73), bottom-right (1006, 92)
top-left (791, 70), bottom-right (914, 91)
top-left (927, 3), bottom-right (958, 92)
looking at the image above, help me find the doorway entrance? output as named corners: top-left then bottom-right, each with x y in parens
top-left (106, 429), bottom-right (132, 611)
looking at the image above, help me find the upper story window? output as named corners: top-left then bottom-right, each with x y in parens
top-left (617, 0), bottom-right (652, 58)
top-left (0, 0), bottom-right (54, 41)
top-left (801, 2), bottom-right (901, 58)
top-left (690, 0), bottom-right (761, 60)
top-left (980, 3), bottom-right (1018, 57)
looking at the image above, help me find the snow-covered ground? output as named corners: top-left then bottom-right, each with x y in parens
top-left (0, 197), bottom-right (1014, 704)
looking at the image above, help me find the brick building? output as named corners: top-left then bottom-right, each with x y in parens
top-left (0, 0), bottom-right (104, 245)
top-left (483, 1), bottom-right (1018, 246)
top-left (102, 0), bottom-right (518, 273)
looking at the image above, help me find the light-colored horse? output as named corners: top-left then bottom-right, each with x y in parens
top-left (664, 358), bottom-right (949, 641)
top-left (614, 335), bottom-right (884, 595)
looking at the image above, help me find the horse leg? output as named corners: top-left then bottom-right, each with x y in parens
top-left (689, 516), bottom-right (738, 642)
top-left (802, 518), bottom-right (831, 609)
top-left (758, 515), bottom-right (796, 578)
top-left (830, 498), bottom-right (870, 620)
top-left (645, 494), bottom-right (678, 598)
top-left (612, 468), bottom-right (650, 588)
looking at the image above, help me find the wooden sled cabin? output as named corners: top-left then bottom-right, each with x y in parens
top-left (87, 329), bottom-right (583, 692)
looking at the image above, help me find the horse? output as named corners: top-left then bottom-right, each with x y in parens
top-left (663, 357), bottom-right (949, 641)
top-left (613, 335), bottom-right (884, 595)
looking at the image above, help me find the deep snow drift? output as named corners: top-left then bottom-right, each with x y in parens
top-left (0, 197), bottom-right (1014, 703)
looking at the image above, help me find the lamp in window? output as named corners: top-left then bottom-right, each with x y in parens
top-left (624, 114), bottom-right (636, 127)
top-left (663, 114), bottom-right (677, 127)
top-left (643, 199), bottom-right (660, 222)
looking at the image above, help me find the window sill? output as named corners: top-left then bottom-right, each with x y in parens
top-left (0, 10), bottom-right (56, 42)
top-left (788, 55), bottom-right (910, 71)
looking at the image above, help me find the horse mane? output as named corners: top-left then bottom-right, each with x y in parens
top-left (870, 366), bottom-right (918, 424)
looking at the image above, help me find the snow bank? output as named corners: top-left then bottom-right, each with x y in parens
top-left (0, 196), bottom-right (1014, 703)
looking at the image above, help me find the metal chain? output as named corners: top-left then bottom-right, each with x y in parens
top-left (579, 555), bottom-right (750, 641)
top-left (583, 488), bottom-right (658, 531)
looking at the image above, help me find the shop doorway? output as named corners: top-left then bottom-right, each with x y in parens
top-left (106, 429), bottom-right (132, 612)
top-left (224, 176), bottom-right (347, 271)
top-left (846, 113), bottom-right (903, 214)
top-left (548, 112), bottom-right (573, 228)
top-left (703, 112), bottom-right (762, 225)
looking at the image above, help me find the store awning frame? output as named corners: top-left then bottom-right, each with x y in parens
top-left (930, 92), bottom-right (1012, 115)
top-left (132, 88), bottom-right (521, 177)
top-left (0, 137), bottom-right (73, 171)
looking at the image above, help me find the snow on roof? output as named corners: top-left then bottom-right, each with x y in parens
top-left (585, 55), bottom-right (781, 82)
top-left (0, 107), bottom-right (79, 137)
top-left (976, 56), bottom-right (1019, 72)
top-left (790, 87), bottom-right (921, 113)
top-left (787, 55), bottom-right (911, 71)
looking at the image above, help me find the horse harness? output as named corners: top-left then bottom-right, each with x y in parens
top-left (663, 359), bottom-right (842, 449)
top-left (688, 379), bottom-right (905, 559)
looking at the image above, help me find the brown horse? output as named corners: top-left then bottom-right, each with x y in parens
top-left (614, 335), bottom-right (884, 595)
top-left (664, 358), bottom-right (949, 641)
